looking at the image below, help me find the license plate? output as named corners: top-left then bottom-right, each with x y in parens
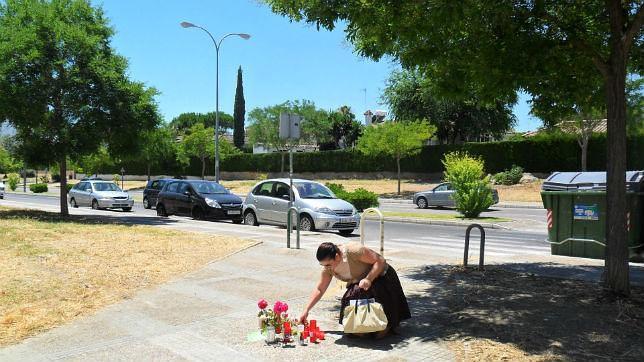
top-left (340, 217), bottom-right (353, 223)
top-left (227, 210), bottom-right (241, 215)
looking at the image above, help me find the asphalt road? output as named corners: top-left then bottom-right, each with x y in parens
top-left (2, 192), bottom-right (549, 260)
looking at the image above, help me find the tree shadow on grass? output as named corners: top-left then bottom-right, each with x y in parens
top-left (399, 263), bottom-right (644, 360)
top-left (0, 208), bottom-right (181, 227)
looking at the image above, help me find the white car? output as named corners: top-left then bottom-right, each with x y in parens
top-left (0, 181), bottom-right (4, 199)
top-left (67, 179), bottom-right (134, 211)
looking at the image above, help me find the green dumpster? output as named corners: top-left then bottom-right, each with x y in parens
top-left (541, 171), bottom-right (644, 261)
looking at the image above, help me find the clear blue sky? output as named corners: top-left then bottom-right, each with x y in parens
top-left (99, 0), bottom-right (542, 132)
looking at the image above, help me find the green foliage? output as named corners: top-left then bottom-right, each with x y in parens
top-left (382, 69), bottom-right (516, 144)
top-left (169, 112), bottom-right (234, 135)
top-left (234, 66), bottom-right (246, 148)
top-left (137, 126), bottom-right (176, 176)
top-left (325, 183), bottom-right (378, 211)
top-left (442, 152), bottom-right (493, 218)
top-left (66, 183), bottom-right (73, 192)
top-left (112, 174), bottom-right (121, 183)
top-left (78, 147), bottom-right (115, 176)
top-left (357, 121), bottom-right (435, 160)
top-left (493, 165), bottom-right (524, 185)
top-left (178, 123), bottom-right (215, 179)
top-left (29, 183), bottom-right (48, 193)
top-left (326, 106), bottom-right (363, 149)
top-left (7, 173), bottom-right (19, 191)
top-left (39, 175), bottom-right (49, 184)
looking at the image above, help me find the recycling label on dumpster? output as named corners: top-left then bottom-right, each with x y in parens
top-left (573, 204), bottom-right (599, 221)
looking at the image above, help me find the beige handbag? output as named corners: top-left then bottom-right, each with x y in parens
top-left (342, 298), bottom-right (388, 333)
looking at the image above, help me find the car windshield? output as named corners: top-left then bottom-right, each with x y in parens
top-left (93, 182), bottom-right (121, 192)
top-left (294, 182), bottom-right (336, 199)
top-left (190, 181), bottom-right (228, 195)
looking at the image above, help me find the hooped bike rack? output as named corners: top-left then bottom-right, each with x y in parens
top-left (286, 206), bottom-right (301, 249)
top-left (464, 224), bottom-right (486, 270)
top-left (360, 208), bottom-right (385, 257)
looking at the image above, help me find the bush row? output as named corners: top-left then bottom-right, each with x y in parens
top-left (98, 134), bottom-right (644, 176)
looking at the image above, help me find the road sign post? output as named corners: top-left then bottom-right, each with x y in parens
top-left (279, 113), bottom-right (302, 246)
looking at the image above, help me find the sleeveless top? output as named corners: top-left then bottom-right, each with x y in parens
top-left (323, 242), bottom-right (375, 284)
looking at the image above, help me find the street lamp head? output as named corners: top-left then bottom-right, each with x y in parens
top-left (180, 21), bottom-right (196, 28)
top-left (237, 33), bottom-right (251, 40)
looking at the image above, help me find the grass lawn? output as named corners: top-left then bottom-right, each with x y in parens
top-left (379, 211), bottom-right (511, 222)
top-left (0, 207), bottom-right (254, 347)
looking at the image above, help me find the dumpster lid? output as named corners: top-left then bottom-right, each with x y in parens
top-left (542, 171), bottom-right (644, 192)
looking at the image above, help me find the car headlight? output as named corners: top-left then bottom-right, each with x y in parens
top-left (205, 198), bottom-right (221, 208)
top-left (352, 208), bottom-right (358, 216)
top-left (315, 207), bottom-right (336, 215)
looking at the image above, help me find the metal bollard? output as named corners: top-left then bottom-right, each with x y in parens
top-left (286, 206), bottom-right (301, 249)
top-left (464, 224), bottom-right (486, 270)
top-left (359, 207), bottom-right (385, 257)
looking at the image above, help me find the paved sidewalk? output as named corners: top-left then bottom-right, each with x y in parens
top-left (0, 229), bottom-right (456, 361)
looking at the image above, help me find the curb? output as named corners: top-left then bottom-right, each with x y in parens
top-left (6, 191), bottom-right (59, 198)
top-left (378, 198), bottom-right (544, 210)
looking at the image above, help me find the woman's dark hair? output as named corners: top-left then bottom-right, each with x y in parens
top-left (316, 242), bottom-right (338, 261)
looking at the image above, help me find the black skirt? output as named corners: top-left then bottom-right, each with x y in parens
top-left (339, 265), bottom-right (411, 329)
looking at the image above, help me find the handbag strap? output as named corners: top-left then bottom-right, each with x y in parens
top-left (353, 299), bottom-right (373, 314)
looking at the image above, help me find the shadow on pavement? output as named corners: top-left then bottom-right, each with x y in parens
top-left (397, 263), bottom-right (644, 360)
top-left (0, 208), bottom-right (181, 227)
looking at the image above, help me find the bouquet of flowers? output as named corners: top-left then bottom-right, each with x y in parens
top-left (257, 299), bottom-right (299, 341)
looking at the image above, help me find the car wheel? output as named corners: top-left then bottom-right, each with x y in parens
top-left (416, 197), bottom-right (428, 209)
top-left (339, 229), bottom-right (354, 236)
top-left (143, 197), bottom-right (151, 209)
top-left (232, 218), bottom-right (243, 224)
top-left (91, 199), bottom-right (99, 210)
top-left (299, 215), bottom-right (315, 232)
top-left (244, 211), bottom-right (259, 226)
top-left (156, 203), bottom-right (168, 217)
top-left (70, 198), bottom-right (78, 208)
top-left (122, 207), bottom-right (132, 212)
top-left (192, 207), bottom-right (205, 220)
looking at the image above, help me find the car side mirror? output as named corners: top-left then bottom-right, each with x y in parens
top-left (86, 188), bottom-right (92, 192)
top-left (281, 194), bottom-right (291, 201)
top-left (183, 190), bottom-right (191, 196)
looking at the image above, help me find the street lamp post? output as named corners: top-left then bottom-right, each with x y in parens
top-left (180, 21), bottom-right (250, 183)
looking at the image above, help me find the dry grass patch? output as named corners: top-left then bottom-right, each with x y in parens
top-left (495, 181), bottom-right (543, 203)
top-left (0, 207), bottom-right (254, 346)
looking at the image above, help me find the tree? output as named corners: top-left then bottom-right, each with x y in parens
top-left (77, 146), bottom-right (115, 177)
top-left (328, 106), bottom-right (363, 149)
top-left (233, 66), bottom-right (246, 149)
top-left (627, 76), bottom-right (644, 135)
top-left (0, 0), bottom-right (160, 216)
top-left (265, 0), bottom-right (644, 295)
top-left (357, 121), bottom-right (435, 195)
top-left (382, 69), bottom-right (516, 144)
top-left (178, 123), bottom-right (214, 179)
top-left (558, 109), bottom-right (606, 171)
top-left (442, 152), bottom-right (494, 218)
top-left (137, 126), bottom-right (176, 181)
top-left (169, 112), bottom-right (234, 135)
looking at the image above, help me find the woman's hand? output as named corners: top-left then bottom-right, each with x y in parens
top-left (298, 310), bottom-right (309, 325)
top-left (358, 278), bottom-right (372, 290)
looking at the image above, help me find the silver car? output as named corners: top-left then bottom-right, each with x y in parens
top-left (0, 181), bottom-right (4, 199)
top-left (242, 179), bottom-right (360, 235)
top-left (413, 182), bottom-right (499, 208)
top-left (68, 180), bottom-right (134, 211)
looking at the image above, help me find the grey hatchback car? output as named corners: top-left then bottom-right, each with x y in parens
top-left (413, 182), bottom-right (499, 208)
top-left (68, 180), bottom-right (134, 211)
top-left (242, 179), bottom-right (360, 235)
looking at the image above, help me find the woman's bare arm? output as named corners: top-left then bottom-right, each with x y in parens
top-left (358, 247), bottom-right (386, 289)
top-left (299, 270), bottom-right (333, 323)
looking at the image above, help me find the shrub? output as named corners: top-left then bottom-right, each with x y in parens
top-left (493, 165), bottom-right (524, 185)
top-left (39, 175), bottom-right (49, 184)
top-left (29, 183), bottom-right (48, 193)
top-left (442, 152), bottom-right (494, 218)
top-left (343, 188), bottom-right (379, 211)
top-left (66, 183), bottom-right (74, 191)
top-left (7, 173), bottom-right (20, 191)
top-left (112, 174), bottom-right (121, 183)
top-left (325, 183), bottom-right (378, 211)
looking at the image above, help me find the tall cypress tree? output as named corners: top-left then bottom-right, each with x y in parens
top-left (233, 66), bottom-right (246, 149)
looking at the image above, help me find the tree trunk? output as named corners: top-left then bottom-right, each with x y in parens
top-left (201, 156), bottom-right (206, 180)
top-left (59, 157), bottom-right (69, 216)
top-left (580, 138), bottom-right (588, 172)
top-left (603, 3), bottom-right (630, 295)
top-left (396, 156), bottom-right (401, 195)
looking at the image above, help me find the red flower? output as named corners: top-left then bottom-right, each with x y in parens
top-left (258, 299), bottom-right (268, 310)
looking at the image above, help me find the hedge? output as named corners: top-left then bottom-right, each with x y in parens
top-left (29, 183), bottom-right (48, 193)
top-left (98, 134), bottom-right (644, 176)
